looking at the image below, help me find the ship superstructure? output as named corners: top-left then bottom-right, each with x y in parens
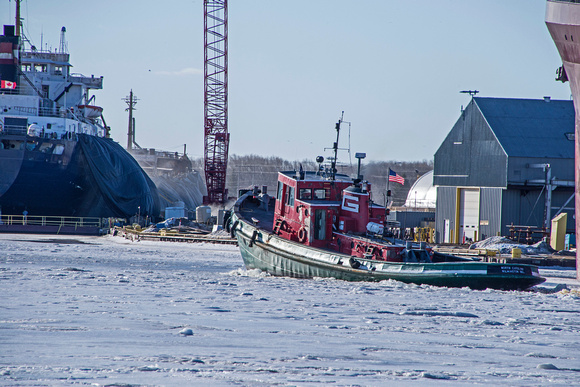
top-left (1, 26), bottom-right (106, 140)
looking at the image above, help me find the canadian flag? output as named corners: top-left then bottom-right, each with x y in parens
top-left (1, 80), bottom-right (16, 89)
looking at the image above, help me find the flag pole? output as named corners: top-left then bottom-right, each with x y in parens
top-left (385, 167), bottom-right (391, 218)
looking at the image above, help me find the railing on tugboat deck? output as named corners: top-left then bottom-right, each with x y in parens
top-left (0, 215), bottom-right (103, 228)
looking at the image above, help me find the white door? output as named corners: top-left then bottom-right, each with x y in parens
top-left (444, 219), bottom-right (450, 243)
top-left (460, 189), bottom-right (480, 243)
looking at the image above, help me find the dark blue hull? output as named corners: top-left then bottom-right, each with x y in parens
top-left (0, 133), bottom-right (160, 219)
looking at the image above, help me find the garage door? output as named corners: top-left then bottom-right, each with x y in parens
top-left (460, 188), bottom-right (480, 243)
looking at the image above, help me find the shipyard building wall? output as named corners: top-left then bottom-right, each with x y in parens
top-left (436, 185), bottom-right (575, 243)
top-left (501, 187), bottom-right (575, 237)
top-left (478, 188), bottom-right (503, 241)
top-left (433, 100), bottom-right (508, 188)
top-left (507, 157), bottom-right (575, 184)
top-left (435, 186), bottom-right (504, 244)
top-left (434, 186), bottom-right (457, 243)
top-left (388, 210), bottom-right (435, 230)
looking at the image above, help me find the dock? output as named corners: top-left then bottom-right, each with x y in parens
top-left (114, 226), bottom-right (238, 245)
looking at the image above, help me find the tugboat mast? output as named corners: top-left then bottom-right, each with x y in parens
top-left (330, 111), bottom-right (344, 181)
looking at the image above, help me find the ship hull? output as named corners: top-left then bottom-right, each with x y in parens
top-left (546, 0), bottom-right (580, 279)
top-left (0, 133), bottom-right (161, 219)
top-left (0, 135), bottom-right (83, 216)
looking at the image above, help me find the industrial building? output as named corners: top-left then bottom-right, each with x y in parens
top-left (433, 97), bottom-right (575, 244)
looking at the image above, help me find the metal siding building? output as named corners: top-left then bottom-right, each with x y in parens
top-left (479, 188), bottom-right (503, 240)
top-left (434, 97), bottom-right (575, 243)
top-left (434, 186), bottom-right (457, 243)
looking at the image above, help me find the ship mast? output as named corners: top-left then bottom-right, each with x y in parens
top-left (15, 0), bottom-right (21, 37)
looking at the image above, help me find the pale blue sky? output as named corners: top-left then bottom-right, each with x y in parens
top-left (2, 0), bottom-right (570, 162)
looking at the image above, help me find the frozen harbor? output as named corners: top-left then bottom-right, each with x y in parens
top-left (0, 234), bottom-right (579, 386)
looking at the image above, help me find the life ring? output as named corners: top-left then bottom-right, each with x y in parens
top-left (349, 257), bottom-right (361, 269)
top-left (297, 227), bottom-right (307, 243)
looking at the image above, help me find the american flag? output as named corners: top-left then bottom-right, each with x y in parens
top-left (388, 169), bottom-right (404, 185)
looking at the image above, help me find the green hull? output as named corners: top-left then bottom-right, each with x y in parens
top-left (232, 212), bottom-right (546, 291)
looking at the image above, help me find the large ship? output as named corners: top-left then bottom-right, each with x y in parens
top-left (546, 0), bottom-right (580, 279)
top-left (0, 4), bottom-right (160, 219)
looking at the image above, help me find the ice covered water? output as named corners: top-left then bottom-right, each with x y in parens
top-left (0, 234), bottom-right (579, 385)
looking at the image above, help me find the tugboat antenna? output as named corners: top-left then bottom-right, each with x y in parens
top-left (328, 111), bottom-right (344, 181)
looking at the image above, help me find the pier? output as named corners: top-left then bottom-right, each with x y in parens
top-left (0, 215), bottom-right (103, 235)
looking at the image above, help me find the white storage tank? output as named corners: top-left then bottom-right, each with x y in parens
top-left (196, 206), bottom-right (212, 223)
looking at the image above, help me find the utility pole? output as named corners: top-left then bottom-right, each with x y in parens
top-left (123, 90), bottom-right (138, 151)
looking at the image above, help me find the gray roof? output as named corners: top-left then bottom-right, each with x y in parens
top-left (474, 97), bottom-right (575, 158)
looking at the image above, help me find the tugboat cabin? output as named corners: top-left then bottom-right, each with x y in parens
top-left (273, 168), bottom-right (405, 261)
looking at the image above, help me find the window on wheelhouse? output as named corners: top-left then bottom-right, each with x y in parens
top-left (313, 188), bottom-right (328, 200)
top-left (314, 209), bottom-right (326, 240)
top-left (286, 186), bottom-right (295, 207)
top-left (277, 181), bottom-right (283, 201)
top-left (299, 188), bottom-right (312, 200)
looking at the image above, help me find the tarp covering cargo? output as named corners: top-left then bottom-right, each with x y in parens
top-left (151, 171), bottom-right (207, 211)
top-left (77, 134), bottom-right (161, 219)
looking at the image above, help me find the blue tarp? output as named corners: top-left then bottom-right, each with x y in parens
top-left (77, 134), bottom-right (161, 219)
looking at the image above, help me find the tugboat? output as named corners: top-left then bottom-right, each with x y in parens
top-left (228, 118), bottom-right (545, 290)
top-left (0, 2), bottom-right (160, 219)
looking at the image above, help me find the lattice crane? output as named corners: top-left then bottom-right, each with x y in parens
top-left (203, 0), bottom-right (229, 204)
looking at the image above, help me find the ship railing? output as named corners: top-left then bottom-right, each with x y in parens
top-left (70, 74), bottom-right (103, 89)
top-left (0, 85), bottom-right (26, 95)
top-left (0, 125), bottom-right (28, 135)
top-left (0, 105), bottom-right (102, 123)
top-left (0, 215), bottom-right (102, 229)
top-left (0, 105), bottom-right (60, 118)
top-left (21, 51), bottom-right (70, 63)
